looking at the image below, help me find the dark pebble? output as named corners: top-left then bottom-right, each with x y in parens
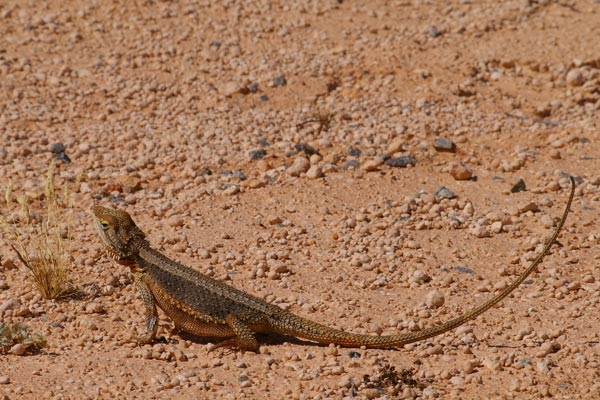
top-left (221, 170), bottom-right (246, 180)
top-left (50, 321), bottom-right (64, 328)
top-left (54, 152), bottom-right (71, 164)
top-left (433, 137), bottom-right (456, 152)
top-left (248, 83), bottom-right (259, 93)
top-left (348, 147), bottom-right (361, 157)
top-left (295, 143), bottom-right (319, 156)
top-left (258, 138), bottom-right (270, 147)
top-left (579, 137), bottom-right (589, 143)
top-left (348, 351), bottom-right (361, 358)
top-left (511, 179), bottom-right (526, 193)
top-left (384, 154), bottom-right (416, 168)
top-left (429, 26), bottom-right (442, 38)
top-left (342, 160), bottom-right (359, 170)
top-left (260, 94), bottom-right (269, 102)
top-left (49, 142), bottom-right (66, 154)
top-left (273, 75), bottom-right (287, 87)
top-left (434, 186), bottom-right (456, 200)
top-left (455, 265), bottom-right (475, 275)
top-left (249, 149), bottom-right (267, 160)
top-left (200, 168), bottom-right (213, 176)
top-left (238, 375), bottom-right (249, 382)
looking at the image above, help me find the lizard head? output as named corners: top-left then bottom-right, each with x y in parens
top-left (92, 206), bottom-right (146, 263)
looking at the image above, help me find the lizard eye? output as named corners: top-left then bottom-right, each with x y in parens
top-left (100, 220), bottom-right (110, 230)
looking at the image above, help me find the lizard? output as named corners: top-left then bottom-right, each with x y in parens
top-left (92, 176), bottom-right (574, 352)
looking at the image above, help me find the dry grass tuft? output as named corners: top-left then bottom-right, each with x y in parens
top-left (1, 162), bottom-right (78, 300)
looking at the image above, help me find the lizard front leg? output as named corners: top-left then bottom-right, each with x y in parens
top-left (134, 273), bottom-right (158, 344)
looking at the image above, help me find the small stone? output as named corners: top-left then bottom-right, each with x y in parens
top-left (361, 388), bottom-right (381, 399)
top-left (482, 357), bottom-right (503, 371)
top-left (387, 137), bottom-right (405, 154)
top-left (0, 298), bottom-right (20, 315)
top-left (566, 68), bottom-right (584, 87)
top-left (287, 157), bottom-right (310, 176)
top-left (223, 184), bottom-right (240, 196)
top-left (168, 215), bottom-right (184, 227)
top-left (450, 376), bottom-right (465, 385)
top-left (49, 143), bottom-right (66, 153)
top-left (449, 162), bottom-right (473, 180)
top-left (540, 214), bottom-right (554, 228)
top-left (272, 75), bottom-right (287, 87)
top-left (294, 143), bottom-right (319, 156)
top-left (519, 202), bottom-right (540, 214)
top-left (429, 26), bottom-right (442, 38)
top-left (305, 165), bottom-right (323, 179)
top-left (9, 343), bottom-right (26, 356)
top-left (348, 147), bottom-right (361, 157)
top-left (222, 81), bottom-right (243, 97)
top-left (342, 160), bottom-right (359, 170)
top-left (385, 154), bottom-right (416, 168)
top-left (113, 176), bottom-right (142, 193)
top-left (537, 341), bottom-right (560, 357)
top-left (433, 137), bottom-right (456, 152)
top-left (361, 158), bottom-right (384, 171)
top-left (434, 186), bottom-right (455, 200)
top-left (268, 215), bottom-right (282, 225)
top-left (490, 221), bottom-right (503, 234)
top-left (0, 376), bottom-right (10, 384)
top-left (511, 179), bottom-right (526, 193)
top-left (249, 149), bottom-right (267, 160)
top-left (469, 224), bottom-right (489, 238)
top-left (247, 179), bottom-right (265, 189)
top-left (455, 265), bottom-right (476, 275)
top-left (426, 290), bottom-right (445, 308)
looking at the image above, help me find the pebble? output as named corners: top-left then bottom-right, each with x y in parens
top-left (342, 160), bottom-right (359, 170)
top-left (434, 186), bottom-right (456, 199)
top-left (223, 184), bottom-right (240, 195)
top-left (0, 376), bottom-right (9, 384)
top-left (360, 158), bottom-right (384, 171)
top-left (540, 214), bottom-right (554, 228)
top-left (537, 341), bottom-right (560, 357)
top-left (287, 156), bottom-right (310, 176)
top-left (49, 142), bottom-right (66, 153)
top-left (511, 178), bottom-right (526, 193)
top-left (9, 343), bottom-right (27, 356)
top-left (385, 154), bottom-right (416, 168)
top-left (221, 81), bottom-right (243, 97)
top-left (249, 149), bottom-right (267, 160)
top-left (449, 162), bottom-right (473, 180)
top-left (305, 165), bottom-right (323, 179)
top-left (566, 68), bottom-right (584, 86)
top-left (426, 290), bottom-right (445, 308)
top-left (387, 136), bottom-right (405, 154)
top-left (433, 137), bottom-right (456, 152)
top-left (519, 202), bottom-right (539, 213)
top-left (0, 299), bottom-right (20, 315)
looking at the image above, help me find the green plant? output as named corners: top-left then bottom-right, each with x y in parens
top-left (0, 322), bottom-right (46, 354)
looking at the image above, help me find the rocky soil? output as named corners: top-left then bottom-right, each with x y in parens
top-left (1, 0), bottom-right (599, 399)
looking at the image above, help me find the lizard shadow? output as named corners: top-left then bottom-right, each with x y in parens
top-left (176, 331), bottom-right (332, 349)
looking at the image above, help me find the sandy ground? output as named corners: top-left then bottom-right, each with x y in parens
top-left (1, 0), bottom-right (600, 399)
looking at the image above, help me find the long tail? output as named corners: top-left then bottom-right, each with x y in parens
top-left (275, 176), bottom-right (575, 348)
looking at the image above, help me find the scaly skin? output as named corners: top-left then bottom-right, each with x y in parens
top-left (92, 177), bottom-right (574, 351)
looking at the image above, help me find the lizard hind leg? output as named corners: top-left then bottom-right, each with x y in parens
top-left (211, 315), bottom-right (259, 352)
